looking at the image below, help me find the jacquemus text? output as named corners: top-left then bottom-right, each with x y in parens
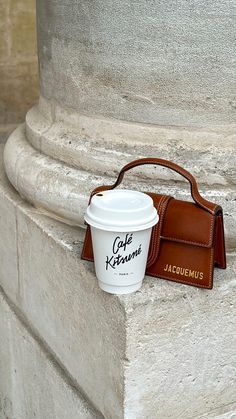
top-left (163, 264), bottom-right (204, 280)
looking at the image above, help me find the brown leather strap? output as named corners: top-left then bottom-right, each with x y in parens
top-left (90, 158), bottom-right (219, 214)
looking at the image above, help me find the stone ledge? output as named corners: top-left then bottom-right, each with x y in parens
top-left (1, 143), bottom-right (236, 418)
top-left (123, 252), bottom-right (236, 418)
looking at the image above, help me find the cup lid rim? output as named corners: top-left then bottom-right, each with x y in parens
top-left (85, 189), bottom-right (159, 231)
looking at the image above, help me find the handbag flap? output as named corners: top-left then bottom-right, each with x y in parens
top-left (147, 193), bottom-right (215, 248)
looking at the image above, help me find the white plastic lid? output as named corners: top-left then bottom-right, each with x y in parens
top-left (84, 189), bottom-right (159, 232)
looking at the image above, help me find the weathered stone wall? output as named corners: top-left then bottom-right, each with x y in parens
top-left (0, 0), bottom-right (38, 123)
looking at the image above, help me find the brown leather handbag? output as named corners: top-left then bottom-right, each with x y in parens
top-left (81, 158), bottom-right (226, 289)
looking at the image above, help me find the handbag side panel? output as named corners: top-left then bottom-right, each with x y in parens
top-left (214, 213), bottom-right (226, 269)
top-left (81, 226), bottom-right (94, 261)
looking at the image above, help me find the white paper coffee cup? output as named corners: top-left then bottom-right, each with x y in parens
top-left (84, 189), bottom-right (159, 294)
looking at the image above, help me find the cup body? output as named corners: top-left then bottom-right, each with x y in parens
top-left (90, 226), bottom-right (152, 294)
top-left (84, 189), bottom-right (158, 294)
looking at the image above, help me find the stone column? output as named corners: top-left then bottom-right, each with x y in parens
top-left (3, 0), bottom-right (236, 248)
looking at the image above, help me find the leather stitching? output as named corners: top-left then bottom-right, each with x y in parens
top-left (147, 195), bottom-right (165, 265)
top-left (208, 246), bottom-right (214, 287)
top-left (147, 195), bottom-right (171, 268)
top-left (161, 234), bottom-right (213, 247)
top-left (147, 195), bottom-right (166, 267)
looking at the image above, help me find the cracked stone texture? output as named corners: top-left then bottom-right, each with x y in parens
top-left (1, 144), bottom-right (236, 418)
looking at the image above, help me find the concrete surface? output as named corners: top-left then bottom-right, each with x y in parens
top-left (1, 144), bottom-right (236, 418)
top-left (0, 291), bottom-right (101, 419)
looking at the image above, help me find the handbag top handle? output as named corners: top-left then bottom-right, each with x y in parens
top-left (90, 158), bottom-right (220, 215)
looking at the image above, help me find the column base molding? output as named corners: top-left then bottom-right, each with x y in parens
top-left (3, 97), bottom-right (236, 246)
